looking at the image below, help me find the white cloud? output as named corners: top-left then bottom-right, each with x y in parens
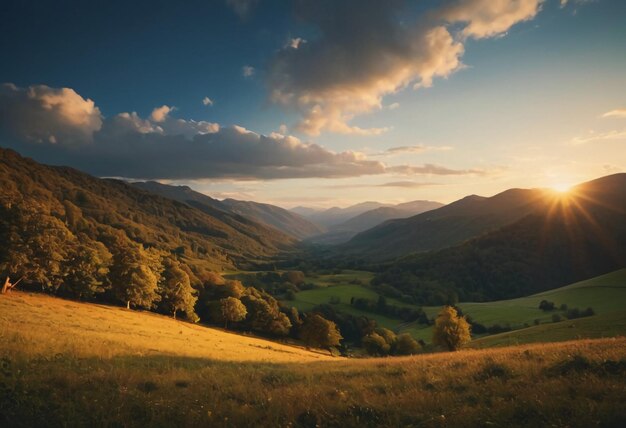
top-left (0, 83), bottom-right (102, 145)
top-left (242, 65), bottom-right (255, 78)
top-left (287, 38), bottom-right (305, 49)
top-left (437, 0), bottom-right (544, 39)
top-left (0, 83), bottom-right (485, 181)
top-left (603, 109), bottom-right (626, 118)
top-left (202, 96), bottom-right (214, 106)
top-left (150, 105), bottom-right (174, 123)
top-left (387, 102), bottom-right (400, 110)
top-left (266, 0), bottom-right (544, 136)
top-left (572, 130), bottom-right (626, 145)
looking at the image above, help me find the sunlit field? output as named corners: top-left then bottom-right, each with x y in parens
top-left (2, 292), bottom-right (625, 427)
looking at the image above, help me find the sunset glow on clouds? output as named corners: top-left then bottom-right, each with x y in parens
top-left (0, 0), bottom-right (625, 207)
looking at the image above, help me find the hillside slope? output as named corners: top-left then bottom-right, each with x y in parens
top-left (134, 181), bottom-right (323, 239)
top-left (0, 148), bottom-right (296, 273)
top-left (373, 174), bottom-right (626, 303)
top-left (0, 291), bottom-right (334, 362)
top-left (341, 188), bottom-right (553, 260)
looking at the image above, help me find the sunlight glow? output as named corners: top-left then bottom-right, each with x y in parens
top-left (550, 183), bottom-right (572, 193)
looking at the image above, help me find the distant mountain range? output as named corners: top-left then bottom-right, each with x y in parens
top-left (371, 173), bottom-right (626, 303)
top-left (339, 187), bottom-right (559, 260)
top-left (304, 200), bottom-right (444, 245)
top-left (133, 181), bottom-right (322, 239)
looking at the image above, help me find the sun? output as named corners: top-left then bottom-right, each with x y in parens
top-left (550, 183), bottom-right (572, 193)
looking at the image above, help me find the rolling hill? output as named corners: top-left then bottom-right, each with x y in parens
top-left (133, 181), bottom-right (322, 239)
top-left (340, 187), bottom-right (556, 260)
top-left (2, 290), bottom-right (625, 427)
top-left (372, 174), bottom-right (626, 304)
top-left (0, 148), bottom-right (297, 274)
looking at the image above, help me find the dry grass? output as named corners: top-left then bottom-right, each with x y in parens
top-left (0, 292), bottom-right (335, 362)
top-left (1, 292), bottom-right (626, 427)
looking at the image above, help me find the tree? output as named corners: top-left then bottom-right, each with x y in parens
top-left (108, 241), bottom-right (162, 310)
top-left (432, 306), bottom-right (471, 351)
top-left (158, 257), bottom-right (198, 321)
top-left (362, 332), bottom-right (390, 356)
top-left (220, 297), bottom-right (247, 329)
top-left (60, 240), bottom-right (112, 300)
top-left (299, 314), bottom-right (342, 350)
top-left (392, 333), bottom-right (421, 355)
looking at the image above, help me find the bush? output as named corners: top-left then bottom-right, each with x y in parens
top-left (362, 332), bottom-right (390, 356)
top-left (539, 300), bottom-right (555, 311)
top-left (552, 313), bottom-right (562, 323)
top-left (392, 333), bottom-right (421, 355)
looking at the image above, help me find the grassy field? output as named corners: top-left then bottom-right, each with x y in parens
top-left (1, 292), bottom-right (626, 427)
top-left (427, 269), bottom-right (626, 327)
top-left (0, 292), bottom-right (334, 363)
top-left (289, 270), bottom-right (421, 330)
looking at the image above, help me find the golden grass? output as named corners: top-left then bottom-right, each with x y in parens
top-left (0, 292), bottom-right (335, 362)
top-left (1, 292), bottom-right (625, 427)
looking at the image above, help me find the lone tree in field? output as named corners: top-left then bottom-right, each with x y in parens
top-left (220, 297), bottom-right (247, 329)
top-left (299, 314), bottom-right (342, 350)
top-left (432, 306), bottom-right (471, 351)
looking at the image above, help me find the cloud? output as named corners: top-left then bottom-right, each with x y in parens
top-left (287, 38), bottom-right (305, 49)
top-left (572, 130), bottom-right (626, 145)
top-left (0, 83), bottom-right (102, 145)
top-left (387, 102), bottom-right (400, 110)
top-left (150, 105), bottom-right (174, 122)
top-left (242, 65), bottom-right (255, 77)
top-left (202, 96), bottom-right (214, 106)
top-left (1, 83), bottom-right (487, 181)
top-left (369, 144), bottom-right (453, 157)
top-left (385, 145), bottom-right (453, 155)
top-left (266, 0), bottom-right (544, 136)
top-left (603, 109), bottom-right (626, 118)
top-left (387, 164), bottom-right (487, 176)
top-left (377, 181), bottom-right (437, 188)
top-left (437, 0), bottom-right (543, 39)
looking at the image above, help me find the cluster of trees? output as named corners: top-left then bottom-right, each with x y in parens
top-left (0, 202), bottom-right (345, 348)
top-left (0, 203), bottom-right (199, 319)
top-left (362, 328), bottom-right (421, 356)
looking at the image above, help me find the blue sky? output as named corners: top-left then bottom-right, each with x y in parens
top-left (1, 0), bottom-right (625, 208)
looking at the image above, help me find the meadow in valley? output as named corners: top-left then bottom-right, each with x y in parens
top-left (2, 291), bottom-right (626, 427)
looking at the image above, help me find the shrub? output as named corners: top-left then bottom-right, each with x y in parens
top-left (552, 313), bottom-right (562, 323)
top-left (362, 332), bottom-right (390, 356)
top-left (539, 300), bottom-right (555, 311)
top-left (392, 333), bottom-right (421, 355)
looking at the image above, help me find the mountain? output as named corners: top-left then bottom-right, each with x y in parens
top-left (0, 148), bottom-right (297, 274)
top-left (290, 206), bottom-right (321, 217)
top-left (371, 174), bottom-right (626, 304)
top-left (306, 200), bottom-right (444, 245)
top-left (340, 188), bottom-right (556, 260)
top-left (305, 201), bottom-right (392, 228)
top-left (133, 181), bottom-right (323, 239)
top-left (220, 199), bottom-right (323, 239)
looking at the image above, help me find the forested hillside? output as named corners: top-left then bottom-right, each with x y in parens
top-left (372, 174), bottom-right (626, 305)
top-left (133, 181), bottom-right (323, 239)
top-left (0, 148), bottom-right (298, 310)
top-left (341, 188), bottom-right (557, 260)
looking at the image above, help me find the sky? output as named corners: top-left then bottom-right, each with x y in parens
top-left (1, 0), bottom-right (625, 209)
